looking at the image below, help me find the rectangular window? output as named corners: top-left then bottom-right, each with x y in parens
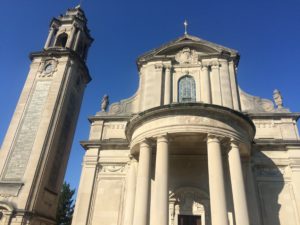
top-left (178, 215), bottom-right (201, 225)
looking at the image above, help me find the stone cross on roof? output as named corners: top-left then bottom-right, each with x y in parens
top-left (184, 20), bottom-right (188, 35)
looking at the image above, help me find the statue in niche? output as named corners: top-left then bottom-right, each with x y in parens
top-left (101, 94), bottom-right (109, 112)
top-left (273, 89), bottom-right (283, 109)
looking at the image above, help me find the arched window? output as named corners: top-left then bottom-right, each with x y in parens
top-left (178, 75), bottom-right (196, 102)
top-left (55, 33), bottom-right (68, 48)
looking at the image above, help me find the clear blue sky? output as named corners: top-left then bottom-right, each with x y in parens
top-left (1, 0), bottom-right (300, 192)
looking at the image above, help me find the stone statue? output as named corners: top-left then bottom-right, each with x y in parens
top-left (101, 94), bottom-right (109, 112)
top-left (273, 89), bottom-right (283, 109)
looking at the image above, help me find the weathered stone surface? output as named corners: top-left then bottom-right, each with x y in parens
top-left (3, 81), bottom-right (51, 180)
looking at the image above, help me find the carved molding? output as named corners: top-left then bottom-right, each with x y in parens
top-left (38, 58), bottom-right (59, 78)
top-left (98, 164), bottom-right (127, 174)
top-left (0, 182), bottom-right (23, 198)
top-left (175, 47), bottom-right (199, 64)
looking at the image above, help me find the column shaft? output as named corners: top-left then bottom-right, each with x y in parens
top-left (74, 29), bottom-right (82, 51)
top-left (133, 142), bottom-right (151, 225)
top-left (228, 141), bottom-right (250, 225)
top-left (66, 26), bottom-right (76, 48)
top-left (201, 65), bottom-right (211, 103)
top-left (164, 67), bottom-right (171, 104)
top-left (210, 62), bottom-right (222, 105)
top-left (155, 135), bottom-right (169, 225)
top-left (123, 156), bottom-right (137, 225)
top-left (207, 135), bottom-right (229, 225)
top-left (44, 27), bottom-right (55, 48)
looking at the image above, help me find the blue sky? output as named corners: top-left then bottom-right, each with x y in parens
top-left (1, 0), bottom-right (300, 191)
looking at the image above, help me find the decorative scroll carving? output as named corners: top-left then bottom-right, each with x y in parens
top-left (38, 59), bottom-right (58, 78)
top-left (175, 47), bottom-right (199, 64)
top-left (104, 93), bottom-right (137, 115)
top-left (99, 164), bottom-right (126, 173)
top-left (240, 88), bottom-right (275, 112)
top-left (240, 88), bottom-right (290, 113)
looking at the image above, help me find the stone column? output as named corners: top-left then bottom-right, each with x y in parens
top-left (164, 66), bottom-right (171, 105)
top-left (228, 140), bottom-right (250, 225)
top-left (132, 141), bottom-right (152, 225)
top-left (200, 64), bottom-right (211, 103)
top-left (207, 134), bottom-right (229, 225)
top-left (228, 61), bottom-right (241, 110)
top-left (44, 27), bottom-right (55, 48)
top-left (74, 29), bottom-right (82, 51)
top-left (219, 61), bottom-right (233, 108)
top-left (155, 135), bottom-right (169, 225)
top-left (123, 155), bottom-right (137, 225)
top-left (66, 26), bottom-right (77, 48)
top-left (210, 61), bottom-right (222, 105)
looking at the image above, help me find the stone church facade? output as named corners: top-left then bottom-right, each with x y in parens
top-left (0, 5), bottom-right (300, 225)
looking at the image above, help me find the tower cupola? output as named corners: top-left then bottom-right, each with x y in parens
top-left (44, 5), bottom-right (93, 61)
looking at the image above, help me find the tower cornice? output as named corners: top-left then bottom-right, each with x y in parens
top-left (29, 48), bottom-right (91, 84)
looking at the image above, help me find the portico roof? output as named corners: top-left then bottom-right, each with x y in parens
top-left (137, 34), bottom-right (240, 68)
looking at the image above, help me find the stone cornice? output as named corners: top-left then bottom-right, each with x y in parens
top-left (80, 139), bottom-right (129, 150)
top-left (254, 139), bottom-right (300, 147)
top-left (29, 48), bottom-right (92, 84)
top-left (247, 112), bottom-right (300, 121)
top-left (88, 115), bottom-right (132, 123)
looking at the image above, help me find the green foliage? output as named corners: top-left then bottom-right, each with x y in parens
top-left (56, 182), bottom-right (75, 225)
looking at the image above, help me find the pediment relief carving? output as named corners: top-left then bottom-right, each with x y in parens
top-left (175, 47), bottom-right (199, 64)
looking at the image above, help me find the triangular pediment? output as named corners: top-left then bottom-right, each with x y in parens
top-left (137, 34), bottom-right (239, 67)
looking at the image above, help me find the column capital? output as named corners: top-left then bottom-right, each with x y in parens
top-left (210, 61), bottom-right (220, 69)
top-left (164, 65), bottom-right (172, 70)
top-left (207, 134), bottom-right (223, 143)
top-left (201, 62), bottom-right (209, 69)
top-left (154, 64), bottom-right (164, 70)
top-left (157, 134), bottom-right (169, 143)
top-left (230, 138), bottom-right (240, 148)
top-left (140, 139), bottom-right (152, 149)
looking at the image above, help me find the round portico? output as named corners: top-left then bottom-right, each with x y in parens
top-left (125, 103), bottom-right (255, 225)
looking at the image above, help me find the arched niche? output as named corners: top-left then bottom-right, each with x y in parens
top-left (169, 187), bottom-right (210, 225)
top-left (55, 33), bottom-right (68, 48)
top-left (0, 202), bottom-right (14, 225)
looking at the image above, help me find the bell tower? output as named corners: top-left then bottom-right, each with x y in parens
top-left (0, 6), bottom-right (92, 224)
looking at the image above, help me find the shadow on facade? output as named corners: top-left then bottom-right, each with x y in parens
top-left (250, 150), bottom-right (284, 225)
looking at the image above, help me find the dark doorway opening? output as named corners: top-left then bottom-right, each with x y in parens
top-left (178, 215), bottom-right (201, 225)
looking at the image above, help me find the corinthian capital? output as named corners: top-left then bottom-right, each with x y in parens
top-left (155, 64), bottom-right (163, 70)
top-left (210, 61), bottom-right (220, 69)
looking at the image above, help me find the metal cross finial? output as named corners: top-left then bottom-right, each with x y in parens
top-left (184, 19), bottom-right (188, 35)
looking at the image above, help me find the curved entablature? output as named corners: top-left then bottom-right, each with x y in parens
top-left (126, 103), bottom-right (255, 155)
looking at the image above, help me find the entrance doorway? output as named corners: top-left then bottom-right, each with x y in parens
top-left (178, 215), bottom-right (201, 225)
